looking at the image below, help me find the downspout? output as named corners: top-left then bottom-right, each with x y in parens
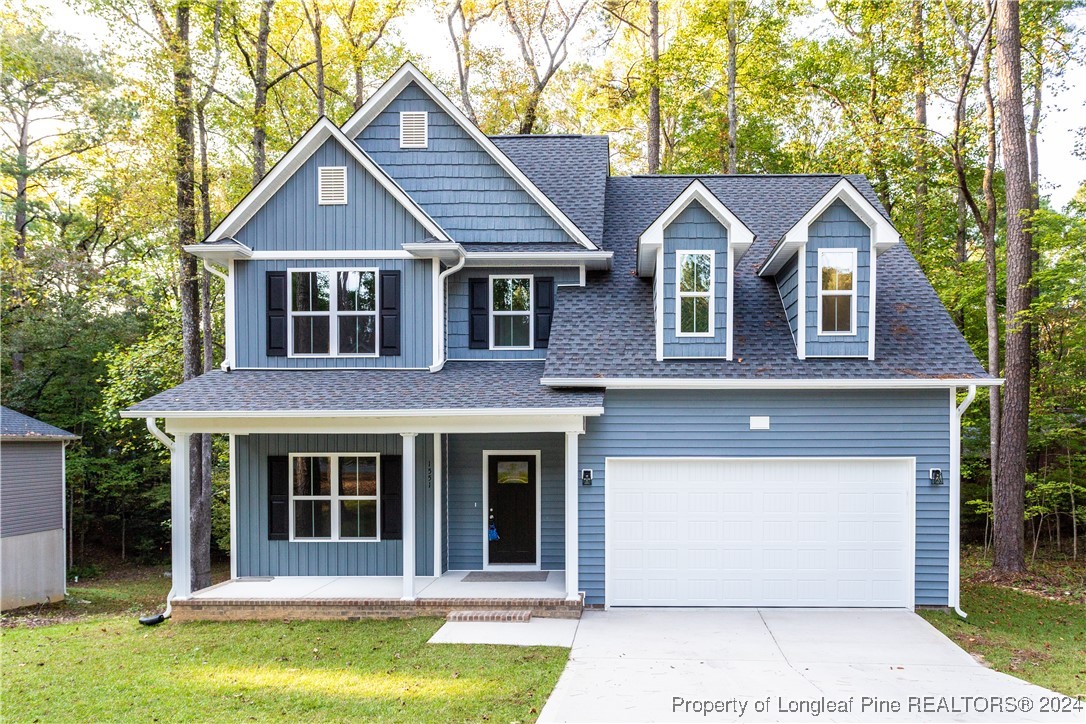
top-left (952, 385), bottom-right (977, 619)
top-left (429, 250), bottom-right (467, 373)
top-left (202, 259), bottom-right (233, 371)
top-left (140, 417), bottom-right (176, 625)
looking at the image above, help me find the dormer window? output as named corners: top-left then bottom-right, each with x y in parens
top-left (399, 111), bottom-right (428, 148)
top-left (818, 249), bottom-right (856, 335)
top-left (317, 166), bottom-right (347, 205)
top-left (676, 251), bottom-right (714, 336)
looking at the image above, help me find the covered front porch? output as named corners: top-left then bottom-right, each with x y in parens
top-left (122, 365), bottom-right (604, 620)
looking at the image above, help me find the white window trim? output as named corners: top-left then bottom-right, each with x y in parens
top-left (399, 111), bottom-right (428, 148)
top-left (287, 267), bottom-right (380, 358)
top-left (816, 248), bottom-right (858, 337)
top-left (288, 452), bottom-right (381, 542)
top-left (488, 274), bottom-right (535, 351)
top-left (317, 166), bottom-right (348, 205)
top-left (675, 250), bottom-right (715, 338)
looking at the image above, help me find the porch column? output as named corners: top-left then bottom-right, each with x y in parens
top-left (171, 432), bottom-right (193, 599)
top-left (564, 431), bottom-right (581, 602)
top-left (401, 433), bottom-right (417, 601)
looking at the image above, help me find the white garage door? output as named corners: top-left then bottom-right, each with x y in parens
top-left (606, 458), bottom-right (914, 608)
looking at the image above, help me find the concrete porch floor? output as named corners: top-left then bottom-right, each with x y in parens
top-left (189, 569), bottom-right (568, 601)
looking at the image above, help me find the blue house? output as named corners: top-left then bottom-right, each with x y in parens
top-left (125, 64), bottom-right (997, 620)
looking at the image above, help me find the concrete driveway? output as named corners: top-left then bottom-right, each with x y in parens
top-left (539, 609), bottom-right (1079, 723)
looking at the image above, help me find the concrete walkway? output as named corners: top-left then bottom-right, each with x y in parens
top-left (539, 609), bottom-right (1079, 723)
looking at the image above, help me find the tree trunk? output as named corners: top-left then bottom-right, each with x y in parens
top-left (1027, 64), bottom-right (1042, 373)
top-left (725, 0), bottom-right (737, 173)
top-left (519, 88), bottom-right (542, 134)
top-left (647, 0), bottom-right (660, 173)
top-left (11, 111), bottom-right (29, 374)
top-left (993, 0), bottom-right (1031, 575)
top-left (306, 1), bottom-right (325, 116)
top-left (252, 0), bottom-right (275, 186)
top-left (953, 188), bottom-right (966, 330)
top-left (912, 0), bottom-right (927, 252)
top-left (982, 24), bottom-right (1001, 500)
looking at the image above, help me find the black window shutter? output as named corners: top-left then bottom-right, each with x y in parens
top-left (268, 455), bottom-right (289, 540)
top-left (534, 277), bottom-right (554, 348)
top-left (381, 455), bottom-right (403, 541)
top-left (468, 278), bottom-right (489, 349)
top-left (266, 271), bottom-right (288, 357)
top-left (379, 270), bottom-right (401, 356)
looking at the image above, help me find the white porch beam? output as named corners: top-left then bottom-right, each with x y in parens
top-left (401, 433), bottom-right (417, 601)
top-left (564, 431), bottom-right (582, 602)
top-left (159, 412), bottom-right (602, 436)
top-left (171, 432), bottom-right (193, 599)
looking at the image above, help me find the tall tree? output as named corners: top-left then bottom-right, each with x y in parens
top-left (993, 0), bottom-right (1031, 574)
top-left (725, 0), bottom-right (737, 173)
top-left (647, 0), bottom-right (660, 172)
top-left (446, 0), bottom-right (500, 124)
top-left (910, 0), bottom-right (925, 250)
top-left (335, 0), bottom-right (404, 111)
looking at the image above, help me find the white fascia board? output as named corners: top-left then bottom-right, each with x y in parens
top-left (636, 180), bottom-right (755, 278)
top-left (463, 251), bottom-right (613, 271)
top-left (122, 406), bottom-right (605, 419)
top-left (760, 177), bottom-right (900, 276)
top-left (204, 117), bottom-right (449, 244)
top-left (183, 241), bottom-right (254, 264)
top-left (151, 412), bottom-right (597, 436)
top-left (539, 377), bottom-right (1004, 389)
top-left (340, 62), bottom-right (597, 251)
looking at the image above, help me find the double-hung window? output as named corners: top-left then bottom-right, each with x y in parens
top-left (490, 275), bottom-right (533, 349)
top-left (291, 454), bottom-right (380, 541)
top-left (818, 249), bottom-right (857, 335)
top-left (289, 269), bottom-right (378, 356)
top-left (676, 251), bottom-right (714, 336)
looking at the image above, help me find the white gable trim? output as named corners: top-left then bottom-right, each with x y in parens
top-left (636, 180), bottom-right (755, 278)
top-left (341, 62), bottom-right (598, 251)
top-left (759, 178), bottom-right (898, 277)
top-left (204, 117), bottom-right (449, 243)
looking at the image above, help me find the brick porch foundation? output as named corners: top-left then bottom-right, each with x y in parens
top-left (171, 596), bottom-right (583, 621)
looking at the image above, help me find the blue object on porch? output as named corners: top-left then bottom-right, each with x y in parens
top-left (488, 523), bottom-right (500, 541)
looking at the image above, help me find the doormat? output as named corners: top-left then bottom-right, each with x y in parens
top-left (462, 571), bottom-right (549, 582)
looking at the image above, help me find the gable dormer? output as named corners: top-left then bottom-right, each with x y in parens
top-left (637, 181), bottom-right (754, 361)
top-left (342, 63), bottom-right (597, 249)
top-left (759, 178), bottom-right (899, 360)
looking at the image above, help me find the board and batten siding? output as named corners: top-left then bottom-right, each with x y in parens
top-left (447, 267), bottom-right (581, 360)
top-left (775, 253), bottom-right (800, 346)
top-left (804, 200), bottom-right (871, 357)
top-left (0, 442), bottom-right (64, 537)
top-left (233, 257), bottom-right (432, 368)
top-left (232, 137), bottom-right (432, 253)
top-left (354, 82), bottom-right (571, 244)
top-left (445, 433), bottom-right (565, 570)
top-left (577, 389), bottom-right (951, 607)
top-left (235, 433), bottom-right (434, 577)
top-left (662, 201), bottom-right (728, 358)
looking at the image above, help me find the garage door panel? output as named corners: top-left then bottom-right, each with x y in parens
top-left (607, 458), bottom-right (913, 608)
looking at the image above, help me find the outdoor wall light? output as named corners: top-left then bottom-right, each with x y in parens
top-left (581, 469), bottom-right (593, 486)
top-left (929, 468), bottom-right (944, 486)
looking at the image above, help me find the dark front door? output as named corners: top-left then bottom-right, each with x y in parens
top-left (487, 455), bottom-right (537, 565)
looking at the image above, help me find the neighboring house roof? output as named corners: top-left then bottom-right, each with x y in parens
top-left (122, 363), bottom-right (604, 417)
top-left (0, 406), bottom-right (79, 441)
top-left (542, 174), bottom-right (992, 383)
top-left (491, 135), bottom-right (610, 248)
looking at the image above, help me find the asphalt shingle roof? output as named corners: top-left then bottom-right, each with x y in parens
top-left (0, 406), bottom-right (79, 440)
top-left (491, 135), bottom-right (609, 248)
top-left (125, 362), bottom-right (603, 414)
top-left (542, 174), bottom-right (991, 381)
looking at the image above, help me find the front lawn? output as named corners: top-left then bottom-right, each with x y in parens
top-left (2, 616), bottom-right (568, 722)
top-left (921, 549), bottom-right (1086, 697)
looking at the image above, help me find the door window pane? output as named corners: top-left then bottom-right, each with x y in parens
top-left (339, 456), bottom-right (377, 496)
top-left (493, 315), bottom-right (531, 347)
top-left (338, 315), bottom-right (376, 355)
top-left (497, 461), bottom-right (530, 484)
top-left (294, 500), bottom-right (331, 538)
top-left (340, 500), bottom-right (378, 538)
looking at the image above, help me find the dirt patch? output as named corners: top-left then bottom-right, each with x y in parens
top-left (1007, 647), bottom-right (1052, 671)
top-left (969, 567), bottom-right (1086, 604)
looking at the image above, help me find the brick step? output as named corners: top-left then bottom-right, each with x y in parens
top-left (447, 609), bottom-right (532, 623)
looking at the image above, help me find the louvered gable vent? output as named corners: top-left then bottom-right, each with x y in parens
top-left (399, 111), bottom-right (428, 148)
top-left (317, 166), bottom-right (347, 205)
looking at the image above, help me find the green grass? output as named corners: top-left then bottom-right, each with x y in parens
top-left (921, 549), bottom-right (1086, 697)
top-left (2, 616), bottom-right (568, 722)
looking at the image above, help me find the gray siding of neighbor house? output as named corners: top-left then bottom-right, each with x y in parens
top-left (577, 389), bottom-right (951, 607)
top-left (232, 137), bottom-right (432, 252)
top-left (804, 200), bottom-right (871, 357)
top-left (445, 433), bottom-right (565, 571)
top-left (354, 82), bottom-right (572, 243)
top-left (235, 433), bottom-right (434, 577)
top-left (776, 253), bottom-right (800, 346)
top-left (662, 201), bottom-right (729, 358)
top-left (234, 257), bottom-right (432, 368)
top-left (1, 442), bottom-right (64, 537)
top-left (447, 267), bottom-right (581, 360)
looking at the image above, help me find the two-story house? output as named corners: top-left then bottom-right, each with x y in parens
top-left (125, 63), bottom-right (997, 621)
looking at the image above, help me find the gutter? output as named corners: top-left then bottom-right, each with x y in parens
top-left (951, 385), bottom-right (977, 619)
top-left (429, 248), bottom-right (467, 372)
top-left (201, 259), bottom-right (234, 372)
top-left (139, 418), bottom-right (176, 625)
